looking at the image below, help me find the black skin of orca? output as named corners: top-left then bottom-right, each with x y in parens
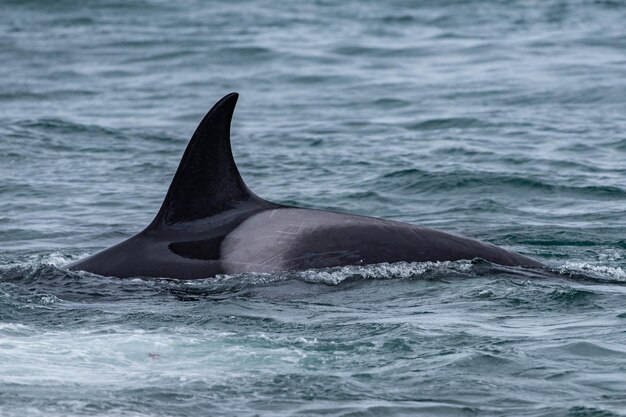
top-left (66, 93), bottom-right (543, 279)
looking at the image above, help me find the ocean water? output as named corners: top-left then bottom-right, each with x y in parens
top-left (1, 0), bottom-right (626, 416)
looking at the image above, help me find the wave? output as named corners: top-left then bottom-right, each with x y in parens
top-left (556, 261), bottom-right (626, 283)
top-left (2, 252), bottom-right (625, 306)
top-left (368, 169), bottom-right (626, 198)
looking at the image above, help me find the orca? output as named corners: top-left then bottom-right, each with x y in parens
top-left (66, 93), bottom-right (543, 278)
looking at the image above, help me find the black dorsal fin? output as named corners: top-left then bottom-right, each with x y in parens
top-left (149, 93), bottom-right (262, 227)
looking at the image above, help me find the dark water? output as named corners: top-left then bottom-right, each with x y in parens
top-left (1, 1), bottom-right (626, 416)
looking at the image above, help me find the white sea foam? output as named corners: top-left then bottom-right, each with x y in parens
top-left (292, 260), bottom-right (475, 286)
top-left (0, 327), bottom-right (301, 388)
top-left (558, 262), bottom-right (626, 282)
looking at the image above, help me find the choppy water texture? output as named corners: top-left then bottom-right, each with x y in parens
top-left (1, 1), bottom-right (626, 416)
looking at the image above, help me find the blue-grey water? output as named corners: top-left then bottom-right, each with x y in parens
top-left (1, 1), bottom-right (626, 416)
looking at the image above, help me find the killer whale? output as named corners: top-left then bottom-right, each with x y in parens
top-left (66, 93), bottom-right (542, 278)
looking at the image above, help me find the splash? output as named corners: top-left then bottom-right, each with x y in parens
top-left (557, 262), bottom-right (626, 282)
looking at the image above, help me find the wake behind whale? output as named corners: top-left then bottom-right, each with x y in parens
top-left (66, 93), bottom-right (542, 279)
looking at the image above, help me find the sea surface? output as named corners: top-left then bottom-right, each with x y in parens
top-left (1, 1), bottom-right (626, 416)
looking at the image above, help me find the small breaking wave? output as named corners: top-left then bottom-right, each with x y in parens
top-left (288, 260), bottom-right (476, 285)
top-left (555, 261), bottom-right (626, 283)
